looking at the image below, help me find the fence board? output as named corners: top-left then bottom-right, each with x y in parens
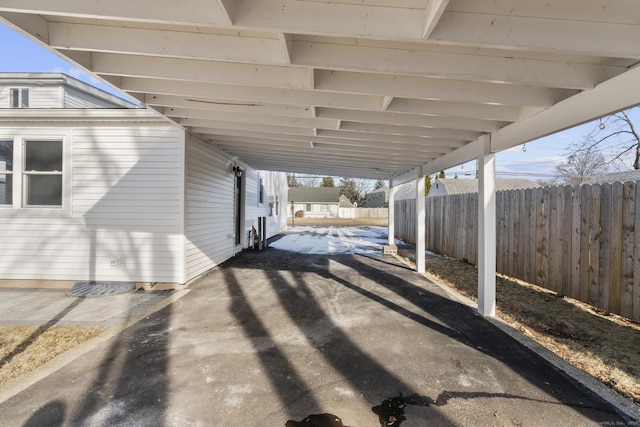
top-left (571, 185), bottom-right (582, 300)
top-left (579, 185), bottom-right (592, 303)
top-left (524, 188), bottom-right (535, 284)
top-left (589, 184), bottom-right (601, 307)
top-left (563, 186), bottom-right (575, 297)
top-left (621, 182), bottom-right (635, 319)
top-left (548, 186), bottom-right (559, 292)
top-left (537, 188), bottom-right (550, 288)
top-left (599, 183), bottom-right (612, 310)
top-left (509, 191), bottom-right (518, 276)
top-left (609, 183), bottom-right (624, 313)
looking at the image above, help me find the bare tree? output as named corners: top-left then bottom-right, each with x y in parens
top-left (585, 107), bottom-right (640, 169)
top-left (556, 140), bottom-right (608, 185)
top-left (339, 178), bottom-right (372, 206)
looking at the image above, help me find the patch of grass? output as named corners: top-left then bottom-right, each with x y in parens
top-left (398, 249), bottom-right (640, 404)
top-left (0, 325), bottom-right (105, 386)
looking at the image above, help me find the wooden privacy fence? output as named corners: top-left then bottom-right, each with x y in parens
top-left (338, 207), bottom-right (388, 219)
top-left (394, 182), bottom-right (640, 322)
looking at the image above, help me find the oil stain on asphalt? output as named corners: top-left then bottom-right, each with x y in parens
top-left (285, 393), bottom-right (432, 426)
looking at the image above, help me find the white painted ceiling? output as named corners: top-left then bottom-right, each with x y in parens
top-left (1, 1), bottom-right (639, 182)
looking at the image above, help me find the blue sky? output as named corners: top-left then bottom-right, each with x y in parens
top-left (1, 21), bottom-right (637, 183)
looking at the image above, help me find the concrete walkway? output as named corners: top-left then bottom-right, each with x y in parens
top-left (0, 250), bottom-right (631, 426)
top-left (0, 288), bottom-right (174, 328)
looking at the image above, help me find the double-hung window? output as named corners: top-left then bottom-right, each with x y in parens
top-left (10, 88), bottom-right (29, 108)
top-left (0, 138), bottom-right (65, 209)
top-left (23, 140), bottom-right (63, 206)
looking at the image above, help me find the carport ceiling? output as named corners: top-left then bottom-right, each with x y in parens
top-left (1, 1), bottom-right (639, 181)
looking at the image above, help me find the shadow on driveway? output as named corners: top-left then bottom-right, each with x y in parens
top-left (0, 249), bottom-right (627, 426)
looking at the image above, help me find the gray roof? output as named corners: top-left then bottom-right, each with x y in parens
top-left (584, 170), bottom-right (640, 184)
top-left (432, 178), bottom-right (539, 195)
top-left (288, 187), bottom-right (340, 203)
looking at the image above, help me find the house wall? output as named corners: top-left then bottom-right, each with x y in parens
top-left (63, 86), bottom-right (122, 109)
top-left (183, 135), bottom-right (235, 282)
top-left (245, 170), bottom-right (288, 239)
top-left (1, 116), bottom-right (288, 286)
top-left (0, 122), bottom-right (185, 283)
top-left (427, 181), bottom-right (448, 197)
top-left (0, 85), bottom-right (63, 108)
top-left (183, 135), bottom-right (288, 282)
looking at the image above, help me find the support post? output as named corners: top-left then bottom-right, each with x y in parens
top-left (388, 181), bottom-right (397, 246)
top-left (478, 135), bottom-right (496, 317)
top-left (415, 171), bottom-right (426, 273)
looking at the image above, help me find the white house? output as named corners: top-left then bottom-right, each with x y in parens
top-left (288, 187), bottom-right (342, 218)
top-left (0, 73), bottom-right (288, 289)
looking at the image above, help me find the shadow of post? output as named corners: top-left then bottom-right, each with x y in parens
top-left (224, 269), bottom-right (323, 419)
top-left (66, 302), bottom-right (173, 425)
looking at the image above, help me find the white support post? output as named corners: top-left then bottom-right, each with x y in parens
top-left (478, 135), bottom-right (496, 317)
top-left (388, 181), bottom-right (397, 246)
top-left (415, 171), bottom-right (426, 273)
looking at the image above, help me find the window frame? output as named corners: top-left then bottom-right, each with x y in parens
top-left (0, 133), bottom-right (70, 215)
top-left (0, 139), bottom-right (13, 206)
top-left (9, 88), bottom-right (29, 108)
top-left (22, 139), bottom-right (64, 207)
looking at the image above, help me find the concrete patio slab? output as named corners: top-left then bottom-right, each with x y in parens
top-left (0, 288), bottom-right (174, 328)
top-left (0, 250), bottom-right (630, 426)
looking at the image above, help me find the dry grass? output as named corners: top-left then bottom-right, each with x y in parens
top-left (0, 325), bottom-right (105, 386)
top-left (398, 249), bottom-right (640, 404)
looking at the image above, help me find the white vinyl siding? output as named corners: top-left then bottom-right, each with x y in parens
top-left (0, 124), bottom-right (185, 283)
top-left (184, 135), bottom-right (235, 281)
top-left (244, 170), bottom-right (288, 240)
top-left (0, 85), bottom-right (62, 108)
top-left (64, 86), bottom-right (124, 109)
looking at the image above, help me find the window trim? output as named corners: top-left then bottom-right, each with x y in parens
top-left (9, 88), bottom-right (29, 108)
top-left (0, 139), bottom-right (13, 207)
top-left (22, 139), bottom-right (64, 207)
top-left (0, 133), bottom-right (70, 216)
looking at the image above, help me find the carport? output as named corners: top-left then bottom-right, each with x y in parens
top-left (1, 1), bottom-right (639, 317)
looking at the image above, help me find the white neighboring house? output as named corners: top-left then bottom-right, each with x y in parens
top-left (0, 73), bottom-right (287, 288)
top-left (288, 187), bottom-right (342, 218)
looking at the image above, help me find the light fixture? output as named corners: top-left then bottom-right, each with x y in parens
top-left (232, 165), bottom-right (243, 177)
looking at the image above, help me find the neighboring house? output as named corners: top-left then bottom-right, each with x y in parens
top-left (288, 187), bottom-right (340, 218)
top-left (365, 187), bottom-right (389, 208)
top-left (428, 178), bottom-right (539, 197)
top-left (0, 73), bottom-right (288, 288)
top-left (584, 170), bottom-right (640, 185)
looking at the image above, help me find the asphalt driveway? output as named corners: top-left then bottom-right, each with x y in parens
top-left (0, 249), bottom-right (628, 426)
